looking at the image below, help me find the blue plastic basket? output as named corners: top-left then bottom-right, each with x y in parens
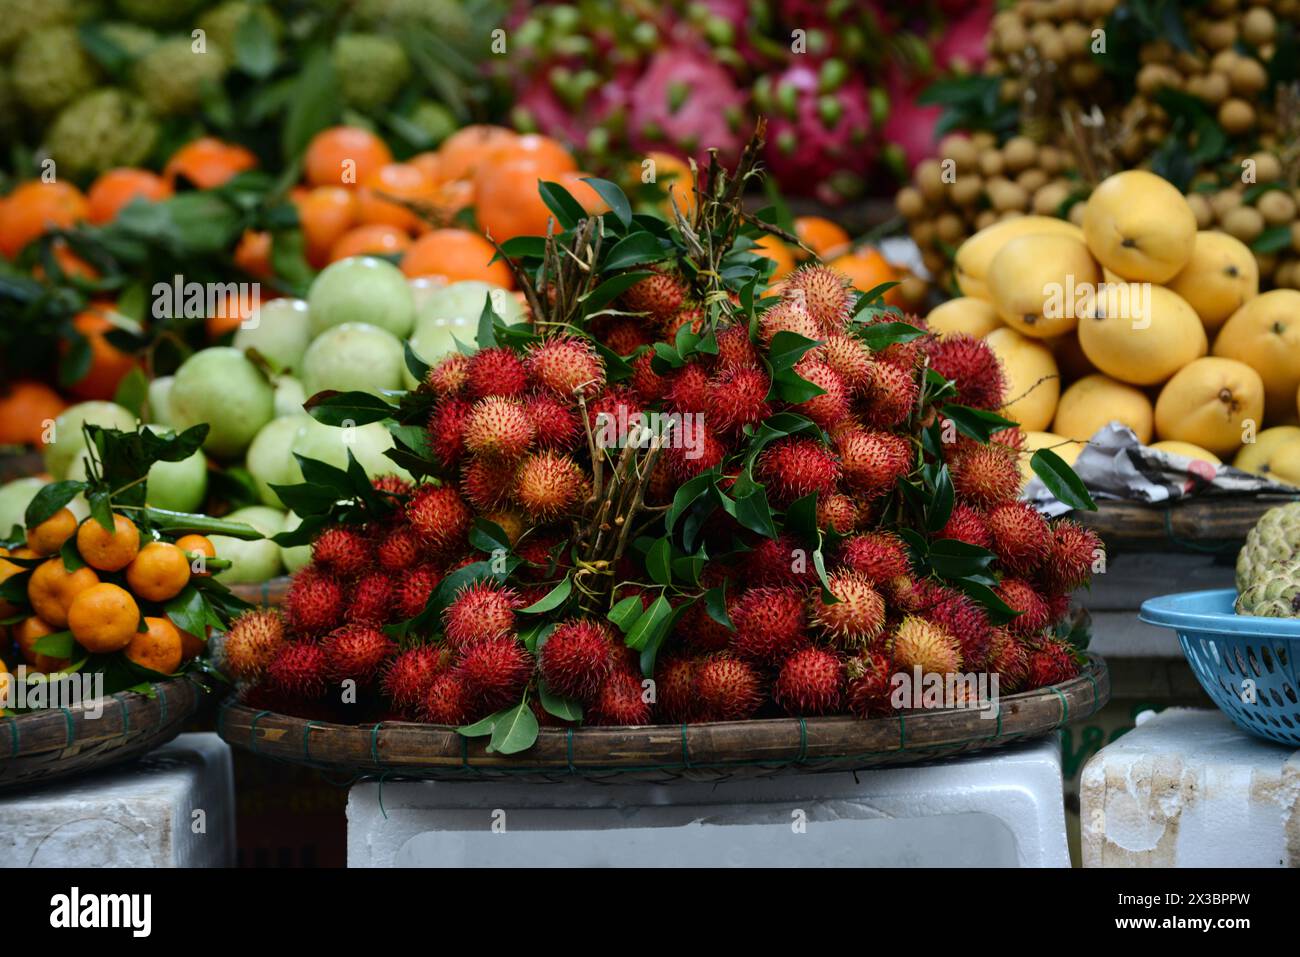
top-left (1140, 589), bottom-right (1300, 746)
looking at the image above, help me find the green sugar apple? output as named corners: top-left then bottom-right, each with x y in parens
top-left (332, 34), bottom-right (410, 112)
top-left (1236, 502), bottom-right (1300, 592)
top-left (133, 36), bottom-right (228, 116)
top-left (12, 27), bottom-right (99, 115)
top-left (1235, 560), bottom-right (1300, 618)
top-left (46, 89), bottom-right (159, 180)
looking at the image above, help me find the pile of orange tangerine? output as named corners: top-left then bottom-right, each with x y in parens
top-left (1, 508), bottom-right (217, 680)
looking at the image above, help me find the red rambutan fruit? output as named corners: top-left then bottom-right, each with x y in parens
top-left (916, 582), bottom-right (993, 670)
top-left (283, 569), bottom-right (345, 636)
top-left (793, 357), bottom-right (850, 427)
top-left (444, 579), bottom-right (522, 647)
top-left (992, 426), bottom-right (1027, 455)
top-left (890, 616), bottom-right (962, 676)
top-left (621, 269), bottom-right (686, 324)
top-left (526, 335), bottom-right (606, 397)
top-left (322, 624), bottom-right (396, 686)
top-left (675, 602), bottom-right (732, 654)
top-left (711, 365), bottom-right (771, 434)
top-left (347, 571), bottom-right (394, 625)
top-left (455, 634), bottom-right (533, 711)
top-left (748, 534), bottom-right (818, 586)
top-left (756, 437), bottom-right (841, 507)
top-left (810, 571), bottom-right (887, 647)
top-left (695, 654), bottom-right (763, 721)
top-left (601, 318), bottom-right (650, 356)
top-left (393, 564), bottom-right (441, 620)
top-left (267, 641), bottom-right (329, 699)
top-left (817, 493), bottom-right (859, 533)
top-left (774, 646), bottom-right (845, 716)
top-left (515, 533), bottom-right (568, 580)
top-left (950, 444), bottom-right (1023, 509)
top-left (996, 578), bottom-right (1052, 636)
top-left (713, 323), bottom-right (759, 371)
top-left (588, 667), bottom-right (652, 725)
top-left (655, 656), bottom-right (698, 722)
top-left (466, 346), bottom-right (531, 399)
top-left (524, 391), bottom-right (581, 451)
top-left (427, 396), bottom-right (472, 467)
top-left (420, 670), bottom-right (468, 725)
top-left (862, 360), bottom-right (920, 428)
top-left (376, 525), bottom-right (419, 571)
top-left (426, 352), bottom-right (470, 396)
top-left (1042, 520), bottom-right (1103, 593)
top-left (836, 428), bottom-right (912, 497)
top-left (987, 501), bottom-right (1052, 576)
top-left (730, 586), bottom-right (809, 663)
top-left (663, 305), bottom-right (705, 341)
top-left (539, 618), bottom-right (617, 701)
top-left (664, 362), bottom-right (712, 414)
top-left (461, 456), bottom-right (517, 511)
top-left (939, 503), bottom-right (993, 549)
top-left (587, 386), bottom-right (643, 446)
top-left (406, 484), bottom-right (472, 556)
top-left (1046, 591), bottom-right (1071, 623)
top-left (371, 474), bottom-right (413, 500)
top-left (926, 334), bottom-right (1007, 410)
top-left (866, 312), bottom-right (928, 369)
top-left (223, 609), bottom-right (286, 681)
top-left (382, 645), bottom-right (446, 714)
top-left (311, 527), bottom-right (372, 580)
top-left (663, 426), bottom-right (727, 480)
top-left (988, 629), bottom-right (1029, 693)
top-left (846, 649), bottom-right (895, 718)
top-left (513, 451), bottom-right (587, 518)
top-left (759, 298), bottom-right (821, 346)
top-left (821, 334), bottom-right (873, 393)
top-left (783, 263), bottom-right (854, 334)
top-left (463, 395), bottom-right (536, 461)
top-left (1025, 638), bottom-right (1079, 688)
top-left (839, 531), bottom-right (911, 584)
top-left (630, 351), bottom-right (670, 403)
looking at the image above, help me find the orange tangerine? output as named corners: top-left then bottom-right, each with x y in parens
top-left (794, 216), bottom-right (852, 261)
top-left (0, 181), bottom-right (88, 258)
top-left (13, 616), bottom-right (70, 673)
top-left (27, 559), bottom-right (100, 628)
top-left (357, 163), bottom-right (436, 233)
top-left (400, 228), bottom-right (513, 286)
top-left (76, 513), bottom-right (140, 572)
top-left (174, 534), bottom-right (216, 577)
top-left (304, 126), bottom-right (394, 188)
top-left (328, 224), bottom-right (413, 263)
top-left (753, 235), bottom-right (796, 281)
top-left (68, 583), bottom-right (140, 654)
top-left (437, 125), bottom-right (519, 182)
top-left (86, 168), bottom-right (172, 225)
top-left (124, 616), bottom-right (184, 675)
top-left (0, 381), bottom-right (67, 446)
top-left (125, 541), bottom-right (191, 602)
top-left (26, 508), bottom-right (77, 556)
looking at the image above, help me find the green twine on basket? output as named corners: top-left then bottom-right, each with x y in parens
top-left (119, 695), bottom-right (130, 736)
top-left (5, 715), bottom-right (18, 758)
top-left (796, 718), bottom-right (808, 762)
top-left (1051, 687), bottom-right (1069, 724)
top-left (61, 707), bottom-right (74, 747)
top-left (565, 728), bottom-right (574, 773)
top-left (248, 709), bottom-right (272, 754)
top-left (370, 723), bottom-right (383, 764)
top-left (679, 724), bottom-right (691, 768)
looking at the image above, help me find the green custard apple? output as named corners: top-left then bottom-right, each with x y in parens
top-left (291, 417), bottom-right (412, 482)
top-left (46, 88), bottom-right (159, 180)
top-left (42, 401), bottom-right (139, 480)
top-left (12, 26), bottom-right (99, 115)
top-left (307, 257), bottom-right (415, 338)
top-left (0, 477), bottom-right (47, 536)
top-left (1236, 502), bottom-right (1300, 592)
top-left (301, 322), bottom-right (405, 397)
top-left (233, 298), bottom-right (312, 374)
top-left (245, 414), bottom-right (312, 507)
top-left (332, 33), bottom-right (410, 112)
top-left (169, 347), bottom-right (275, 459)
top-left (1236, 560), bottom-right (1300, 618)
top-left (143, 425), bottom-right (208, 513)
top-left (132, 36), bottom-right (228, 116)
top-left (212, 505), bottom-right (285, 585)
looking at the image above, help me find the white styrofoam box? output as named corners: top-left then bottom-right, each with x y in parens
top-left (1081, 707), bottom-right (1300, 867)
top-left (348, 734), bottom-right (1068, 868)
top-left (0, 732), bottom-right (235, 868)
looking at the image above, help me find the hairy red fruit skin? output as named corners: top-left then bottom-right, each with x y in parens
top-left (393, 564), bottom-right (441, 620)
top-left (837, 428), bottom-right (911, 497)
top-left (461, 456), bottom-right (518, 511)
top-left (949, 444), bottom-right (1022, 509)
top-left (810, 571), bottom-right (887, 647)
top-left (630, 351), bottom-right (671, 403)
top-left (283, 569), bottom-right (345, 636)
top-left (455, 634), bottom-right (533, 712)
top-left (694, 654), bottom-right (763, 721)
top-left (382, 645), bottom-right (446, 714)
top-left (730, 586), bottom-right (809, 663)
top-left (1043, 519), bottom-right (1103, 593)
top-left (525, 391), bottom-right (581, 451)
top-left (513, 450), bottom-right (587, 518)
top-left (759, 299), bottom-right (820, 345)
top-left (662, 427), bottom-right (726, 480)
top-left (621, 270), bottom-right (686, 325)
top-left (939, 503), bottom-right (993, 550)
top-left (526, 336), bottom-right (606, 397)
top-left (783, 264), bottom-right (854, 334)
top-left (916, 582), bottom-right (994, 671)
top-left (926, 333), bottom-right (1007, 410)
top-left (428, 397), bottom-right (472, 467)
top-left (664, 362), bottom-right (712, 414)
top-left (711, 365), bottom-right (771, 434)
top-left (988, 629), bottom-right (1029, 693)
top-left (774, 647), bottom-right (845, 716)
top-left (713, 323), bottom-right (760, 371)
top-left (987, 501), bottom-right (1052, 577)
top-left (747, 534), bottom-right (819, 587)
top-left (426, 352), bottom-right (470, 396)
top-left (817, 492), bottom-right (859, 533)
top-left (311, 527), bottom-right (372, 581)
top-left (347, 571), bottom-right (395, 625)
top-left (794, 358), bottom-right (851, 428)
top-left (377, 526), bottom-right (420, 571)
top-left (267, 641), bottom-right (329, 699)
top-left (223, 609), bottom-right (286, 681)
top-left (539, 618), bottom-right (616, 701)
top-left (420, 670), bottom-right (468, 725)
top-left (846, 650), bottom-right (895, 718)
top-left (1025, 638), bottom-right (1079, 688)
top-left (406, 485), bottom-right (472, 557)
top-left (839, 531), bottom-right (910, 584)
top-left (861, 360), bottom-right (920, 429)
top-left (443, 580), bottom-right (521, 648)
top-left (588, 667), bottom-right (652, 726)
top-left (463, 396), bottom-right (536, 461)
top-left (466, 347), bottom-right (530, 399)
top-left (996, 578), bottom-right (1052, 636)
top-left (756, 437), bottom-right (841, 507)
top-left (655, 656), bottom-right (698, 722)
top-left (322, 624), bottom-right (396, 686)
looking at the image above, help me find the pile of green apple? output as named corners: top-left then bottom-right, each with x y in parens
top-left (0, 257), bottom-right (523, 585)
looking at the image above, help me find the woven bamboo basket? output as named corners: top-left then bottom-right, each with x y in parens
top-left (217, 654), bottom-right (1108, 783)
top-left (0, 677), bottom-right (209, 792)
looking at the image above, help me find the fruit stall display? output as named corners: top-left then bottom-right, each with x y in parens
top-left (197, 139), bottom-right (1113, 770)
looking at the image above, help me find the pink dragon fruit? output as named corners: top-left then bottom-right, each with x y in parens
top-left (511, 60), bottom-right (638, 153)
top-left (880, 63), bottom-right (943, 176)
top-left (931, 1), bottom-right (993, 74)
top-left (755, 60), bottom-right (878, 205)
top-left (627, 46), bottom-right (749, 167)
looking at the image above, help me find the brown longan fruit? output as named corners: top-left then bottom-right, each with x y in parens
top-left (1175, 51), bottom-right (1205, 75)
top-left (910, 220), bottom-right (937, 248)
top-left (1241, 7), bottom-right (1276, 45)
top-left (997, 24), bottom-right (1029, 55)
top-left (1210, 189), bottom-right (1243, 218)
top-left (1248, 151), bottom-right (1283, 182)
top-left (1137, 63), bottom-right (1181, 95)
top-left (1002, 136), bottom-right (1038, 173)
top-left (1193, 72), bottom-right (1230, 104)
top-left (1185, 193), bottom-right (1214, 229)
top-left (1292, 221), bottom-right (1300, 254)
top-left (896, 186), bottom-right (926, 218)
top-left (916, 159), bottom-right (946, 203)
top-left (1258, 190), bottom-right (1297, 226)
top-left (971, 131), bottom-right (997, 151)
top-left (979, 151), bottom-right (1005, 177)
top-left (1206, 0), bottom-right (1238, 13)
top-left (898, 275), bottom-right (928, 308)
top-left (1068, 201), bottom-right (1087, 226)
top-left (1000, 79), bottom-right (1023, 103)
top-left (1199, 19), bottom-right (1238, 50)
top-left (1141, 40), bottom-right (1175, 64)
top-left (1033, 181), bottom-right (1073, 216)
top-left (1210, 50), bottom-right (1239, 74)
top-left (949, 174), bottom-right (985, 206)
top-left (1221, 205), bottom-right (1265, 243)
top-left (939, 134), bottom-right (979, 171)
top-left (1255, 252), bottom-right (1278, 276)
top-left (1016, 168), bottom-right (1049, 193)
top-left (987, 177), bottom-right (1029, 212)
top-left (921, 250), bottom-right (947, 275)
top-left (1068, 61), bottom-right (1103, 87)
top-left (1218, 99), bottom-right (1256, 135)
top-left (1229, 57), bottom-right (1268, 96)
top-left (974, 209), bottom-right (999, 231)
top-left (1037, 146), bottom-right (1064, 174)
top-left (1058, 21), bottom-right (1091, 56)
top-left (935, 213), bottom-right (966, 245)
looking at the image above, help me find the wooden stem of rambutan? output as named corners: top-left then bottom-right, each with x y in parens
top-left (485, 217), bottom-right (603, 338)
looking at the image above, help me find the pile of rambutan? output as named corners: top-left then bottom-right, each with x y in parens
top-left (232, 145), bottom-right (1100, 750)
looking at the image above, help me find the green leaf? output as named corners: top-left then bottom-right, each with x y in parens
top-left (580, 177), bottom-right (631, 227)
top-left (88, 490), bottom-right (114, 533)
top-left (942, 404), bottom-right (1019, 443)
top-left (581, 270), bottom-right (653, 317)
top-left (282, 47), bottom-right (340, 162)
top-left (24, 481), bottom-right (86, 529)
top-left (727, 487), bottom-right (777, 539)
top-left (294, 454), bottom-right (353, 497)
top-left (497, 236), bottom-right (547, 259)
top-left (457, 712), bottom-right (501, 736)
top-left (646, 537), bottom-right (673, 586)
top-left (704, 583), bottom-right (733, 631)
top-left (112, 367), bottom-right (149, 419)
top-left (468, 517), bottom-right (511, 554)
top-left (859, 321), bottom-right (927, 352)
top-left (520, 575), bottom-right (572, 614)
top-left (33, 630), bottom-right (75, 659)
top-left (234, 10), bottom-right (279, 78)
top-left (771, 367), bottom-right (827, 404)
top-left (1031, 448), bottom-right (1097, 511)
top-left (1252, 225), bottom-right (1293, 255)
top-left (304, 391), bottom-right (396, 426)
top-left (665, 472), bottom-right (715, 533)
top-left (625, 595), bottom-right (672, 651)
top-left (59, 536), bottom-right (85, 572)
top-left (536, 180), bottom-right (585, 231)
top-left (539, 682), bottom-right (582, 722)
top-left (785, 493), bottom-right (819, 540)
top-left (487, 702), bottom-right (538, 754)
top-left (475, 293), bottom-right (499, 349)
top-left (927, 539), bottom-right (997, 579)
top-left (952, 578), bottom-right (1021, 626)
top-left (165, 585), bottom-right (208, 639)
top-left (603, 232), bottom-right (670, 271)
top-left (766, 330), bottom-right (821, 373)
top-left (927, 465), bottom-right (955, 533)
top-left (607, 596), bottom-right (644, 634)
top-left (404, 340), bottom-right (431, 383)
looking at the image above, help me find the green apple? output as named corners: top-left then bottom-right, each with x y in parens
top-left (291, 417), bottom-right (412, 481)
top-left (169, 347), bottom-right (275, 459)
top-left (233, 297), bottom-right (313, 373)
top-left (308, 257), bottom-right (415, 339)
top-left (147, 376), bottom-right (175, 427)
top-left (246, 414), bottom-right (312, 507)
top-left (273, 375), bottom-right (306, 418)
top-left (404, 280), bottom-right (524, 388)
top-left (301, 322), bottom-right (404, 397)
top-left (212, 505), bottom-right (286, 585)
top-left (143, 425), bottom-right (208, 513)
top-left (0, 477), bottom-right (46, 537)
top-left (279, 512), bottom-right (313, 573)
top-left (42, 401), bottom-right (139, 480)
